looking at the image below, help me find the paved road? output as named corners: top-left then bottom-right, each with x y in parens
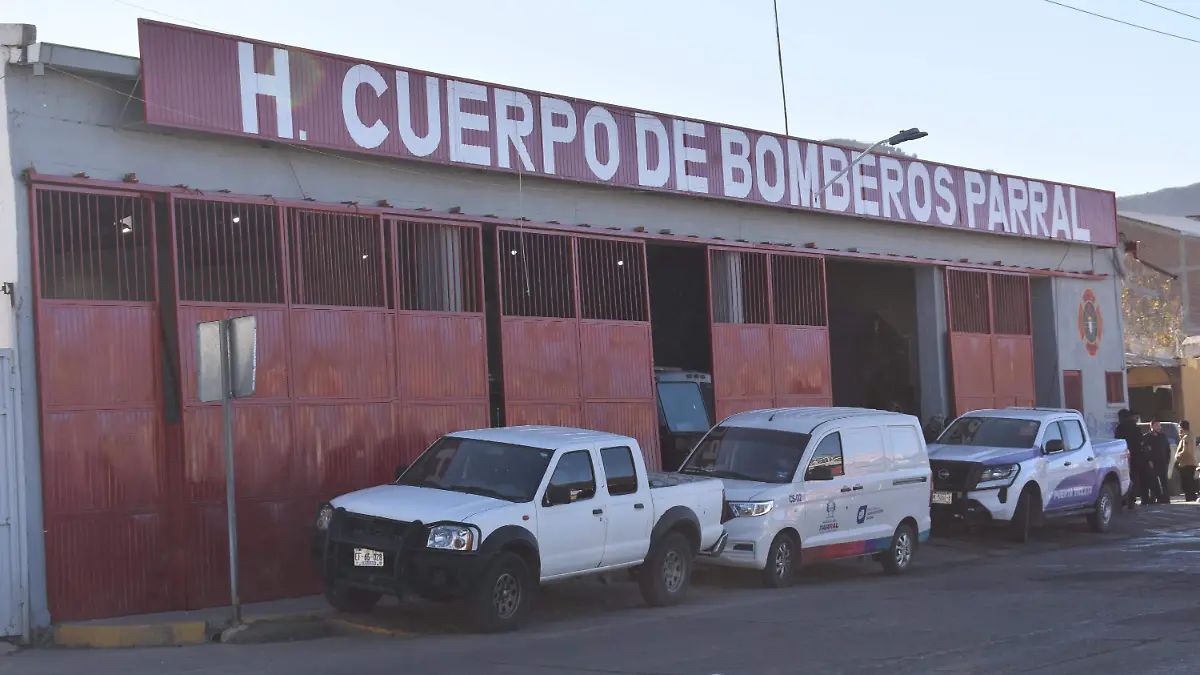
top-left (7, 502), bottom-right (1200, 675)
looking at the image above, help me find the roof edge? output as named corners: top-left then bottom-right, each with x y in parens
top-left (19, 42), bottom-right (140, 80)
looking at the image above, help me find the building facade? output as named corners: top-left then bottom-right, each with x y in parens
top-left (1, 21), bottom-right (1126, 633)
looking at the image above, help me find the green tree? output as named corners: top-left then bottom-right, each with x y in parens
top-left (1122, 254), bottom-right (1183, 358)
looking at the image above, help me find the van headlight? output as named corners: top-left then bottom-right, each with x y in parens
top-left (315, 505), bottom-right (333, 531)
top-left (727, 501), bottom-right (774, 518)
top-left (977, 464), bottom-right (1019, 488)
top-left (427, 524), bottom-right (480, 551)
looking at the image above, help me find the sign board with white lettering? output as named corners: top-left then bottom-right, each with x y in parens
top-left (138, 20), bottom-right (1118, 247)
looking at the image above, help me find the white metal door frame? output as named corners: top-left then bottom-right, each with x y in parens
top-left (0, 349), bottom-right (29, 639)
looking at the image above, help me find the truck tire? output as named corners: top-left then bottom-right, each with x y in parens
top-left (639, 531), bottom-right (692, 607)
top-left (880, 523), bottom-right (917, 575)
top-left (761, 532), bottom-right (798, 588)
top-left (1009, 487), bottom-right (1036, 543)
top-left (1088, 482), bottom-right (1118, 533)
top-left (323, 583), bottom-right (381, 614)
top-left (467, 551), bottom-right (531, 633)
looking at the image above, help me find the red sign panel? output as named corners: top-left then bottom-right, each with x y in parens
top-left (138, 20), bottom-right (1119, 247)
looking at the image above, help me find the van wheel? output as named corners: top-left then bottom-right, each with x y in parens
top-left (880, 523), bottom-right (917, 575)
top-left (639, 532), bottom-right (692, 607)
top-left (324, 583), bottom-right (381, 614)
top-left (467, 551), bottom-right (531, 633)
top-left (761, 532), bottom-right (798, 588)
top-left (1088, 482), bottom-right (1118, 533)
top-left (1009, 488), bottom-right (1036, 543)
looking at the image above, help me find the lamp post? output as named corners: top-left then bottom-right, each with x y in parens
top-left (819, 128), bottom-right (929, 195)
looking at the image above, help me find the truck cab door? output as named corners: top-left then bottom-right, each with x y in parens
top-left (537, 447), bottom-right (607, 578)
top-left (1042, 421), bottom-right (1095, 511)
top-left (598, 445), bottom-right (653, 567)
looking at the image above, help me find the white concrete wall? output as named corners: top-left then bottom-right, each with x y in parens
top-left (1055, 272), bottom-right (1128, 438)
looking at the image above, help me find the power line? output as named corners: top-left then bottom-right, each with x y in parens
top-left (1136, 0), bottom-right (1200, 22)
top-left (1043, 0), bottom-right (1200, 44)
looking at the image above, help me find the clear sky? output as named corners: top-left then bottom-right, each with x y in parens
top-left (11, 0), bottom-right (1199, 196)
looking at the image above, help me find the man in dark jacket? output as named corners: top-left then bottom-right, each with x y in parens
top-left (1114, 409), bottom-right (1147, 509)
top-left (1146, 419), bottom-right (1174, 504)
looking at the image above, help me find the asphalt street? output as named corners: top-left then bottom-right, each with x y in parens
top-left (7, 502), bottom-right (1200, 675)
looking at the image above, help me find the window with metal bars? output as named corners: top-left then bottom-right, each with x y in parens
top-left (577, 238), bottom-right (647, 322)
top-left (498, 229), bottom-right (575, 319)
top-left (947, 269), bottom-right (990, 334)
top-left (1105, 372), bottom-right (1126, 405)
top-left (394, 221), bottom-right (482, 313)
top-left (990, 274), bottom-right (1031, 336)
top-left (35, 189), bottom-right (155, 301)
top-left (174, 199), bottom-right (283, 304)
top-left (709, 250), bottom-right (769, 325)
top-left (288, 209), bottom-right (388, 307)
top-left (771, 254), bottom-right (826, 326)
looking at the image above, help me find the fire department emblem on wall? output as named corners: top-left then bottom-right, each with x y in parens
top-left (1078, 288), bottom-right (1103, 356)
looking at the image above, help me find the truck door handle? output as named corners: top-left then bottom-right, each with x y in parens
top-left (1087, 457), bottom-right (1094, 462)
top-left (852, 485), bottom-right (864, 491)
top-left (592, 508), bottom-right (604, 515)
top-left (840, 486), bottom-right (853, 493)
top-left (1063, 461), bottom-right (1072, 467)
top-left (634, 503), bottom-right (645, 509)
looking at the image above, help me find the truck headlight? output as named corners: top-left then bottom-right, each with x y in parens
top-left (315, 505), bottom-right (333, 531)
top-left (727, 501), bottom-right (774, 518)
top-left (426, 524), bottom-right (479, 551)
top-left (977, 464), bottom-right (1019, 487)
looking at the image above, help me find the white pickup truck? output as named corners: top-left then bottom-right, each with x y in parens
top-left (312, 426), bottom-right (727, 632)
top-left (928, 408), bottom-right (1130, 541)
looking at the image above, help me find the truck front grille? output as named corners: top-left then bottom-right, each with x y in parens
top-left (930, 460), bottom-right (982, 492)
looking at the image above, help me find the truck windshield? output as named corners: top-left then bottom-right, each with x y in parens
top-left (937, 417), bottom-right (1041, 448)
top-left (658, 382), bottom-right (712, 433)
top-left (679, 426), bottom-right (811, 483)
top-left (396, 437), bottom-right (554, 503)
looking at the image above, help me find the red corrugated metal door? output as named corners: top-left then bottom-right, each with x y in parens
top-left (945, 268), bottom-right (1034, 416)
top-left (32, 187), bottom-right (175, 621)
top-left (496, 228), bottom-right (658, 468)
top-left (708, 247), bottom-right (831, 421)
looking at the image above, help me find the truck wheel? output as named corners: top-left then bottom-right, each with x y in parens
top-left (761, 532), bottom-right (798, 588)
top-left (467, 551), bottom-right (531, 633)
top-left (880, 523), bottom-right (917, 575)
top-left (1088, 482), bottom-right (1117, 533)
top-left (1009, 488), bottom-right (1035, 543)
top-left (639, 532), bottom-right (692, 607)
top-left (323, 583), bottom-right (381, 614)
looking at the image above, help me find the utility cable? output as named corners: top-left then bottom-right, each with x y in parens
top-left (1043, 0), bottom-right (1200, 45)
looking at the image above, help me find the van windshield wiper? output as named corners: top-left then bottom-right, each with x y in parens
top-left (710, 470), bottom-right (762, 481)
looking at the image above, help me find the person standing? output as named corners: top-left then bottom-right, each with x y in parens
top-left (1176, 420), bottom-right (1197, 502)
top-left (1146, 420), bottom-right (1173, 504)
top-left (1114, 409), bottom-right (1147, 509)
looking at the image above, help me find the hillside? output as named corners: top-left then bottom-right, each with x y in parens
top-left (1117, 181), bottom-right (1200, 216)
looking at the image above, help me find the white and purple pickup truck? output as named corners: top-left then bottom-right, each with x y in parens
top-left (927, 408), bottom-right (1130, 542)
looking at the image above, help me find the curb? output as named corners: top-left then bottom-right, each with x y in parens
top-left (52, 621), bottom-right (210, 649)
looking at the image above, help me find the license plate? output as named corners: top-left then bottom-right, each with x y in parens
top-left (932, 491), bottom-right (954, 505)
top-left (353, 548), bottom-right (385, 567)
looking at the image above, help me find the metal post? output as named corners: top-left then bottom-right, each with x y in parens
top-left (819, 138), bottom-right (890, 196)
top-left (773, 0), bottom-right (790, 136)
top-left (220, 319), bottom-right (242, 625)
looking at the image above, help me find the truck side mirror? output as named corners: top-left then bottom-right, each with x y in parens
top-left (544, 485), bottom-right (572, 507)
top-left (1044, 439), bottom-right (1065, 455)
top-left (394, 464), bottom-right (408, 480)
top-left (806, 466), bottom-right (834, 481)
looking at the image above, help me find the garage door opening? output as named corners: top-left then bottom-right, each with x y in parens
top-left (646, 242), bottom-right (713, 469)
top-left (825, 259), bottom-right (920, 417)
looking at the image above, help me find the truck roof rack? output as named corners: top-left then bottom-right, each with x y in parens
top-left (1006, 406), bottom-right (1078, 413)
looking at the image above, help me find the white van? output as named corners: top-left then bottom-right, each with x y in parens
top-left (679, 407), bottom-right (932, 587)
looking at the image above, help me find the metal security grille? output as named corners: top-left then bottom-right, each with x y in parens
top-left (498, 229), bottom-right (575, 318)
top-left (990, 273), bottom-right (1032, 336)
top-left (709, 250), bottom-right (769, 324)
top-left (394, 221), bottom-right (482, 313)
top-left (289, 209), bottom-right (388, 307)
top-left (577, 237), bottom-right (648, 322)
top-left (947, 269), bottom-right (991, 334)
top-left (35, 189), bottom-right (155, 301)
top-left (174, 199), bottom-right (283, 304)
top-left (771, 253), bottom-right (826, 326)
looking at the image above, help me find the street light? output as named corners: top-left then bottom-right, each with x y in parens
top-left (819, 128), bottom-right (929, 195)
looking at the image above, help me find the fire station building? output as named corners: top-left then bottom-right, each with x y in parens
top-left (0, 20), bottom-right (1126, 634)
